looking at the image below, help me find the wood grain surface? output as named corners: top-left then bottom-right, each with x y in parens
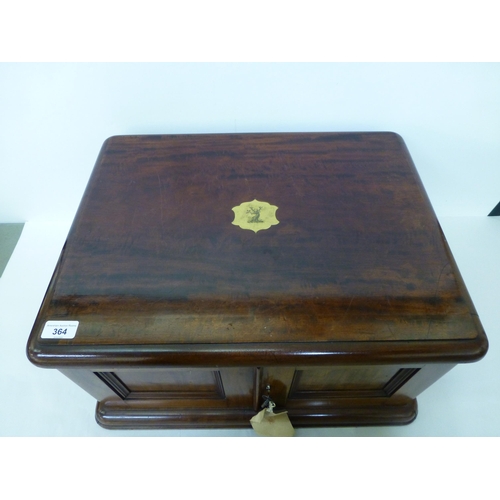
top-left (28, 133), bottom-right (487, 367)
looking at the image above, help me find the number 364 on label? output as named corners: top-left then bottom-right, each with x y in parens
top-left (41, 321), bottom-right (79, 339)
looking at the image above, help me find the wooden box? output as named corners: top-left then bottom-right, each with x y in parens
top-left (27, 133), bottom-right (488, 429)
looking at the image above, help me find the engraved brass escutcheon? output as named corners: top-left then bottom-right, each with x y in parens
top-left (231, 199), bottom-right (279, 233)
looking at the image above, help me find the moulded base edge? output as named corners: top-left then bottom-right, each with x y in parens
top-left (95, 396), bottom-right (418, 430)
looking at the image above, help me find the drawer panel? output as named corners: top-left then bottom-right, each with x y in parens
top-left (288, 366), bottom-right (420, 399)
top-left (96, 369), bottom-right (225, 400)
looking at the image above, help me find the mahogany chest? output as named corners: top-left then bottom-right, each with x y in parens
top-left (27, 132), bottom-right (488, 430)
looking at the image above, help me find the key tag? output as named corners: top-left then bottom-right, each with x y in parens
top-left (250, 398), bottom-right (295, 437)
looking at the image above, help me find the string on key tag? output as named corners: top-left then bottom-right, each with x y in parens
top-left (266, 400), bottom-right (276, 414)
top-left (250, 385), bottom-right (295, 436)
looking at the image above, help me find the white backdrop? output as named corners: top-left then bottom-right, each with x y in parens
top-left (1, 63), bottom-right (499, 439)
top-left (1, 63), bottom-right (499, 223)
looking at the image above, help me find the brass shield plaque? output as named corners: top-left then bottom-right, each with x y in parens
top-left (231, 199), bottom-right (279, 233)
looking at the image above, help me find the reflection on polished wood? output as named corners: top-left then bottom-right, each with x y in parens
top-left (27, 133), bottom-right (488, 429)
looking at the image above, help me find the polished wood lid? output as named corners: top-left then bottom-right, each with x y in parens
top-left (28, 133), bottom-right (487, 366)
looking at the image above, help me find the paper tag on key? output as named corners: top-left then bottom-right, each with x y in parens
top-left (250, 402), bottom-right (295, 437)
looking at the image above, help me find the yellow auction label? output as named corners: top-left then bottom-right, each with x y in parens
top-left (231, 199), bottom-right (279, 233)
